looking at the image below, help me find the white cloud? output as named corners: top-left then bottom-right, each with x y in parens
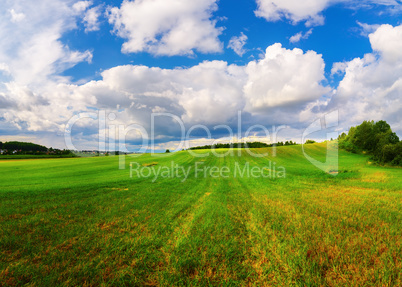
top-left (107, 0), bottom-right (223, 56)
top-left (9, 80), bottom-right (100, 135)
top-left (0, 63), bottom-right (10, 74)
top-left (327, 24), bottom-right (402, 134)
top-left (73, 1), bottom-right (93, 13)
top-left (72, 1), bottom-right (102, 33)
top-left (289, 29), bottom-right (313, 43)
top-left (244, 43), bottom-right (330, 113)
top-left (330, 62), bottom-right (348, 75)
top-left (1, 38), bottom-right (332, 148)
top-left (79, 44), bottom-right (330, 129)
top-left (369, 24), bottom-right (402, 62)
top-left (255, 0), bottom-right (328, 26)
top-left (5, 23), bottom-right (401, 149)
top-left (0, 0), bottom-right (97, 139)
top-left (83, 6), bottom-right (102, 32)
top-left (255, 0), bottom-right (402, 26)
top-left (9, 9), bottom-right (26, 23)
top-left (95, 61), bottom-right (247, 125)
top-left (0, 0), bottom-right (93, 87)
top-left (289, 33), bottom-right (303, 44)
top-left (2, 0), bottom-right (402, 149)
top-left (228, 32), bottom-right (248, 56)
top-left (356, 21), bottom-right (380, 36)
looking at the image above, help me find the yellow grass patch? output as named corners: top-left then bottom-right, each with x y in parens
top-left (361, 172), bottom-right (388, 183)
top-left (110, 187), bottom-right (129, 191)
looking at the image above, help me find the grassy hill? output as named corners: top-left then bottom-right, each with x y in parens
top-left (0, 144), bottom-right (401, 286)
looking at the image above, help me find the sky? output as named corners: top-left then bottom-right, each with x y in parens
top-left (0, 0), bottom-right (402, 152)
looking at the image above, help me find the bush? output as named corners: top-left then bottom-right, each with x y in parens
top-left (339, 139), bottom-right (358, 153)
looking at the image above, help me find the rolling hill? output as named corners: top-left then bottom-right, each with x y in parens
top-left (0, 143), bottom-right (401, 286)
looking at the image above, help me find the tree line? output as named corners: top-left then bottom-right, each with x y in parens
top-left (189, 141), bottom-right (298, 150)
top-left (0, 141), bottom-right (74, 156)
top-left (338, 120), bottom-right (401, 166)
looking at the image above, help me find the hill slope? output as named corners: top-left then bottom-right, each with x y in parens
top-left (0, 144), bottom-right (401, 286)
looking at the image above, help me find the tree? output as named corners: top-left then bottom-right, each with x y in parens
top-left (388, 132), bottom-right (400, 145)
top-left (165, 149), bottom-right (170, 153)
top-left (338, 132), bottom-right (347, 140)
top-left (381, 144), bottom-right (398, 163)
top-left (2, 141), bottom-right (48, 153)
top-left (391, 142), bottom-right (402, 166)
top-left (352, 120), bottom-right (374, 151)
top-left (373, 120), bottom-right (391, 134)
top-left (339, 120), bottom-right (401, 165)
top-left (373, 130), bottom-right (400, 162)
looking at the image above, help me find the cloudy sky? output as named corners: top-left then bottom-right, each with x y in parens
top-left (1, 0), bottom-right (402, 151)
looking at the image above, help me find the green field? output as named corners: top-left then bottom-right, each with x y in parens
top-left (0, 143), bottom-right (401, 286)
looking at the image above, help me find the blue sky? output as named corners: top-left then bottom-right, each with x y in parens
top-left (61, 1), bottom-right (399, 82)
top-left (0, 0), bottom-right (402, 151)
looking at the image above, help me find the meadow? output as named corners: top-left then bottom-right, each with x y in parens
top-left (0, 143), bottom-right (401, 286)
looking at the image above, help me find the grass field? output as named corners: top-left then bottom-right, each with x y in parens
top-left (0, 143), bottom-right (401, 286)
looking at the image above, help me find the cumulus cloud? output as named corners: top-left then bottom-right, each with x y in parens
top-left (72, 1), bottom-right (103, 33)
top-left (244, 43), bottom-right (330, 113)
top-left (1, 35), bottom-right (332, 148)
top-left (83, 61), bottom-right (247, 126)
top-left (255, 0), bottom-right (328, 26)
top-left (330, 62), bottom-right (348, 75)
top-left (0, 0), bottom-right (92, 87)
top-left (55, 44), bottom-right (329, 148)
top-left (73, 1), bottom-right (93, 13)
top-left (83, 6), bottom-right (102, 32)
top-left (228, 32), bottom-right (248, 56)
top-left (76, 44), bottom-right (330, 130)
top-left (0, 0), bottom-right (97, 143)
top-left (107, 0), bottom-right (223, 56)
top-left (289, 29), bottom-right (313, 43)
top-left (369, 24), bottom-right (402, 62)
top-left (326, 24), bottom-right (402, 134)
top-left (4, 21), bottom-right (402, 149)
top-left (255, 0), bottom-right (402, 26)
top-left (2, 1), bottom-right (402, 149)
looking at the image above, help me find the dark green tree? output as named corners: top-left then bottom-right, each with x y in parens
top-left (339, 120), bottom-right (401, 165)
